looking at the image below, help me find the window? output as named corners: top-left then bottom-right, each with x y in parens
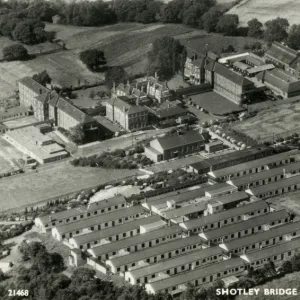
top-left (108, 207), bottom-right (111, 211)
top-left (94, 211), bottom-right (97, 215)
top-left (73, 217), bottom-right (77, 220)
top-left (87, 213), bottom-right (90, 217)
top-left (101, 209), bottom-right (104, 213)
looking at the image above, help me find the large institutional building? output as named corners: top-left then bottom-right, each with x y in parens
top-left (18, 77), bottom-right (98, 130)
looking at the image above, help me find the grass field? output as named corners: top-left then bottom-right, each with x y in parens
top-left (0, 162), bottom-right (141, 211)
top-left (0, 21), bottom-right (259, 101)
top-left (228, 0), bottom-right (300, 26)
top-left (233, 102), bottom-right (300, 141)
top-left (269, 190), bottom-right (300, 216)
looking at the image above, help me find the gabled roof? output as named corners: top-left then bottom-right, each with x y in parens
top-left (214, 63), bottom-right (254, 87)
top-left (154, 130), bottom-right (205, 151)
top-left (242, 238), bottom-right (300, 262)
top-left (200, 210), bottom-right (289, 241)
top-left (129, 246), bottom-right (223, 279)
top-left (70, 215), bottom-right (162, 246)
top-left (87, 195), bottom-right (126, 212)
top-left (181, 200), bottom-right (268, 231)
top-left (90, 224), bottom-right (198, 258)
top-left (146, 258), bottom-right (245, 293)
top-left (18, 77), bottom-right (48, 95)
top-left (265, 42), bottom-right (298, 65)
top-left (148, 106), bottom-right (187, 119)
top-left (247, 174), bottom-right (300, 195)
top-left (221, 221), bottom-right (300, 251)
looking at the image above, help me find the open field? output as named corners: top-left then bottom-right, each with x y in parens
top-left (0, 162), bottom-right (142, 211)
top-left (269, 190), bottom-right (300, 217)
top-left (0, 137), bottom-right (23, 174)
top-left (228, 0), bottom-right (300, 26)
top-left (233, 102), bottom-right (300, 141)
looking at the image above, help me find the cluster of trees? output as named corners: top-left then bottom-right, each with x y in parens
top-left (246, 17), bottom-right (300, 50)
top-left (32, 70), bottom-right (52, 87)
top-left (2, 44), bottom-right (28, 61)
top-left (58, 124), bottom-right (86, 145)
top-left (70, 147), bottom-right (152, 169)
top-left (148, 36), bottom-right (186, 79)
top-left (79, 49), bottom-right (107, 71)
top-left (0, 222), bottom-right (33, 241)
top-left (0, 241), bottom-right (172, 300)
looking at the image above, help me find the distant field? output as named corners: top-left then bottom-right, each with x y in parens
top-left (228, 0), bottom-right (300, 26)
top-left (233, 102), bottom-right (300, 141)
top-left (0, 162), bottom-right (141, 211)
top-left (269, 190), bottom-right (300, 216)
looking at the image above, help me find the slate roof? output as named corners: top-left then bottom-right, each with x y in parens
top-left (154, 130), bottom-right (205, 151)
top-left (87, 195), bottom-right (126, 212)
top-left (214, 63), bottom-right (254, 87)
top-left (149, 106), bottom-right (187, 119)
top-left (18, 77), bottom-right (48, 95)
top-left (265, 42), bottom-right (298, 65)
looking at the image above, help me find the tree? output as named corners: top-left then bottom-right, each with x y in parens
top-left (2, 44), bottom-right (28, 61)
top-left (263, 261), bottom-right (276, 277)
top-left (32, 70), bottom-right (52, 87)
top-left (264, 17), bottom-right (289, 42)
top-left (247, 18), bottom-right (263, 38)
top-left (148, 36), bottom-right (186, 79)
top-left (69, 124), bottom-right (86, 145)
top-left (105, 66), bottom-right (129, 88)
top-left (287, 24), bottom-right (300, 50)
top-left (89, 90), bottom-right (96, 99)
top-left (216, 14), bottom-right (239, 36)
top-left (280, 260), bottom-right (293, 274)
top-left (79, 49), bottom-right (107, 70)
top-left (201, 7), bottom-right (222, 32)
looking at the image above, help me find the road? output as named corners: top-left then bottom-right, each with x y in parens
top-left (75, 127), bottom-right (172, 157)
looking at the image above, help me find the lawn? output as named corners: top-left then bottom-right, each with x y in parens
top-left (0, 162), bottom-right (142, 211)
top-left (228, 0), bottom-right (300, 26)
top-left (233, 101), bottom-right (300, 141)
top-left (268, 190), bottom-right (300, 217)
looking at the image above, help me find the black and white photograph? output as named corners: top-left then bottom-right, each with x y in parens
top-left (0, 0), bottom-right (300, 299)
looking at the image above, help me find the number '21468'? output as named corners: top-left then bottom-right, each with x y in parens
top-left (8, 290), bottom-right (29, 297)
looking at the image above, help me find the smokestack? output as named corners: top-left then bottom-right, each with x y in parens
top-left (113, 82), bottom-right (116, 91)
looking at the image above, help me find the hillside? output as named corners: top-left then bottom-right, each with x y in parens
top-left (228, 0), bottom-right (300, 26)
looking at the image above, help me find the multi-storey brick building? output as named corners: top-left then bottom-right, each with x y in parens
top-left (106, 96), bottom-right (148, 131)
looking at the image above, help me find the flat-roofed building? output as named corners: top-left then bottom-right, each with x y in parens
top-left (69, 215), bottom-right (163, 250)
top-left (0, 106), bottom-right (29, 122)
top-left (106, 226), bottom-right (183, 274)
top-left (246, 174), bottom-right (300, 199)
top-left (241, 238), bottom-right (300, 268)
top-left (199, 210), bottom-right (290, 245)
top-left (52, 205), bottom-right (145, 241)
top-left (208, 151), bottom-right (295, 182)
top-left (89, 234), bottom-right (202, 264)
top-left (205, 141), bottom-right (223, 153)
top-left (220, 221), bottom-right (300, 255)
top-left (180, 200), bottom-right (269, 234)
top-left (35, 195), bottom-right (127, 232)
top-left (145, 258), bottom-right (246, 295)
top-left (4, 126), bottom-right (69, 164)
top-left (125, 246), bottom-right (224, 285)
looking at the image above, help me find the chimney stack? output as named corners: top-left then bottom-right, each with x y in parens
top-left (155, 71), bottom-right (158, 79)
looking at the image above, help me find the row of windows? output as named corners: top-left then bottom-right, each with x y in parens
top-left (258, 185), bottom-right (299, 198)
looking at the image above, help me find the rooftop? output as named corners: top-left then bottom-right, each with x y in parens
top-left (90, 233), bottom-right (201, 259)
top-left (106, 97), bottom-right (147, 114)
top-left (209, 151), bottom-right (294, 179)
top-left (129, 246), bottom-right (223, 279)
top-left (247, 174), bottom-right (300, 195)
top-left (18, 77), bottom-right (48, 95)
top-left (0, 106), bottom-right (29, 118)
top-left (153, 130), bottom-right (205, 151)
top-left (242, 238), bottom-right (300, 262)
top-left (180, 200), bottom-right (268, 231)
top-left (146, 258), bottom-right (245, 292)
top-left (55, 205), bottom-right (145, 234)
top-left (265, 42), bottom-right (298, 65)
top-left (221, 221), bottom-right (300, 251)
top-left (70, 215), bottom-right (162, 246)
top-left (199, 210), bottom-right (289, 241)
top-left (107, 226), bottom-right (183, 267)
top-left (87, 195), bottom-right (126, 212)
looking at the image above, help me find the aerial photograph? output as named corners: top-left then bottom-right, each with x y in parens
top-left (0, 0), bottom-right (300, 299)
